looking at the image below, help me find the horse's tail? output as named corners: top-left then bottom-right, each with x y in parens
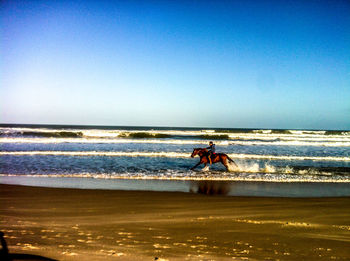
top-left (226, 154), bottom-right (238, 167)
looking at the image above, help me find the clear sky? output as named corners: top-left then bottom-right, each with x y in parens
top-left (1, 0), bottom-right (349, 130)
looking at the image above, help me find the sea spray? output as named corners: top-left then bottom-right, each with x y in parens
top-left (262, 163), bottom-right (276, 173)
top-left (231, 162), bottom-right (260, 173)
top-left (202, 166), bottom-right (210, 172)
top-left (227, 161), bottom-right (239, 172)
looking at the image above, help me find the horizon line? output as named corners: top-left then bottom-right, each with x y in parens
top-left (0, 123), bottom-right (349, 132)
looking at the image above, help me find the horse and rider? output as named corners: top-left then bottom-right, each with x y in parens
top-left (206, 141), bottom-right (216, 164)
top-left (190, 141), bottom-right (238, 171)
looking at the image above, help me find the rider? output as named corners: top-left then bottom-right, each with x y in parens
top-left (206, 141), bottom-right (216, 165)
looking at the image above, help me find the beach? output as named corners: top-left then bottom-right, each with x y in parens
top-left (3, 0), bottom-right (350, 259)
top-left (1, 184), bottom-right (349, 260)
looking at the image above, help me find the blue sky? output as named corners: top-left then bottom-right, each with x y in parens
top-left (1, 0), bottom-right (349, 129)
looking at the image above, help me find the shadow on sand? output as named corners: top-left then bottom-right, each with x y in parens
top-left (1, 232), bottom-right (57, 261)
top-left (190, 181), bottom-right (230, 196)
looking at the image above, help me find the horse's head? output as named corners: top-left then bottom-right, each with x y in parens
top-left (191, 148), bottom-right (206, 158)
top-left (191, 148), bottom-right (199, 158)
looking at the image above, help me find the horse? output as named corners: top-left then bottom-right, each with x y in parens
top-left (190, 148), bottom-right (238, 171)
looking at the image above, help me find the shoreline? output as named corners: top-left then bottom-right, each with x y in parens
top-left (1, 175), bottom-right (350, 197)
top-left (2, 173), bottom-right (350, 183)
top-left (1, 184), bottom-right (350, 260)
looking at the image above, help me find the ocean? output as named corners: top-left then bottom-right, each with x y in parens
top-left (1, 124), bottom-right (349, 197)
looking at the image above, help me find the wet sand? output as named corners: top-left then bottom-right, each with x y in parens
top-left (1, 184), bottom-right (349, 260)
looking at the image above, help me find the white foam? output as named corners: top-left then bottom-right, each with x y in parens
top-left (228, 154), bottom-right (350, 162)
top-left (0, 173), bottom-right (349, 183)
top-left (0, 137), bottom-right (207, 145)
top-left (234, 162), bottom-right (260, 173)
top-left (227, 162), bottom-right (239, 172)
top-left (0, 151), bottom-right (190, 158)
top-left (1, 151), bottom-right (349, 162)
top-left (1, 137), bottom-right (350, 147)
top-left (202, 166), bottom-right (210, 171)
top-left (1, 127), bottom-right (349, 143)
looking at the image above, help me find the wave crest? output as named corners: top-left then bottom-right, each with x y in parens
top-left (1, 151), bottom-right (349, 162)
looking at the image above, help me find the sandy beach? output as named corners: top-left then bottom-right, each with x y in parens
top-left (1, 184), bottom-right (349, 260)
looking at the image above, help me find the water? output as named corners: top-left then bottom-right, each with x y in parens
top-left (1, 124), bottom-right (349, 196)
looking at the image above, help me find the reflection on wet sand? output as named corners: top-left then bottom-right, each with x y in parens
top-left (190, 181), bottom-right (230, 195)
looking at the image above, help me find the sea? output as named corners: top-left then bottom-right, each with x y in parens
top-left (1, 124), bottom-right (349, 197)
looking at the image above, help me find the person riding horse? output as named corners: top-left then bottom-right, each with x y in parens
top-left (190, 147), bottom-right (238, 171)
top-left (206, 141), bottom-right (215, 164)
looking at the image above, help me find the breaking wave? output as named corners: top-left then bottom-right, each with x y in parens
top-left (1, 126), bottom-right (349, 185)
top-left (1, 137), bottom-right (350, 147)
top-left (1, 127), bottom-right (349, 140)
top-left (1, 151), bottom-right (349, 162)
top-left (1, 166), bottom-right (349, 183)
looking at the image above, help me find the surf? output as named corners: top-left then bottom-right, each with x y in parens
top-left (1, 127), bottom-right (349, 141)
top-left (1, 137), bottom-right (350, 147)
top-left (1, 151), bottom-right (349, 162)
top-left (1, 170), bottom-right (349, 182)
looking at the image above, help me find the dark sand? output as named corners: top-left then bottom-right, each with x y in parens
top-left (1, 184), bottom-right (349, 260)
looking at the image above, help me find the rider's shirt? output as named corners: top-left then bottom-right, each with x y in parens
top-left (207, 144), bottom-right (216, 153)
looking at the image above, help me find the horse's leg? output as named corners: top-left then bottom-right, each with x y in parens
top-left (218, 156), bottom-right (229, 171)
top-left (203, 162), bottom-right (209, 170)
top-left (221, 158), bottom-right (229, 171)
top-left (190, 161), bottom-right (202, 170)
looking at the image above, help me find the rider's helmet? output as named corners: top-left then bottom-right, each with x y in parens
top-left (209, 141), bottom-right (213, 145)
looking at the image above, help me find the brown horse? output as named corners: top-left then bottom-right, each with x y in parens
top-left (190, 148), bottom-right (238, 171)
